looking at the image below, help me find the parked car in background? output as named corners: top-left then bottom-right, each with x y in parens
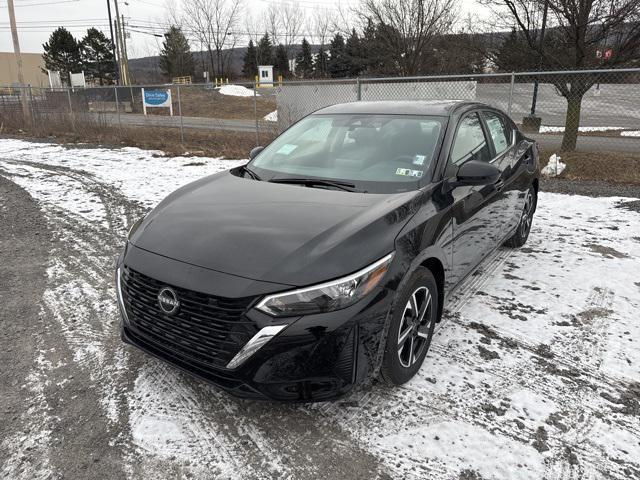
top-left (116, 100), bottom-right (539, 401)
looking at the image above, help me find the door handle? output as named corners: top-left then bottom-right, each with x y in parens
top-left (494, 180), bottom-right (504, 191)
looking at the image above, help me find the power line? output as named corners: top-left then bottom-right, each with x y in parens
top-left (128, 19), bottom-right (335, 40)
top-left (0, 0), bottom-right (81, 7)
top-left (0, 18), bottom-right (110, 24)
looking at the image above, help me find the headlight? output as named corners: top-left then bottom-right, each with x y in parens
top-left (256, 252), bottom-right (395, 317)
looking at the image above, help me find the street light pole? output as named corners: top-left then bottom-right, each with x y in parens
top-left (530, 0), bottom-right (549, 116)
top-left (7, 0), bottom-right (30, 124)
top-left (106, 0), bottom-right (120, 84)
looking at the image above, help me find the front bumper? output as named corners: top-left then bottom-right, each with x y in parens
top-left (117, 244), bottom-right (395, 402)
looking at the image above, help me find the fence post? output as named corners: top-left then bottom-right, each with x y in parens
top-left (28, 85), bottom-right (35, 130)
top-left (253, 81), bottom-right (259, 147)
top-left (114, 86), bottom-right (122, 130)
top-left (176, 85), bottom-right (184, 144)
top-left (356, 77), bottom-right (362, 101)
top-left (507, 73), bottom-right (515, 117)
top-left (67, 88), bottom-right (75, 133)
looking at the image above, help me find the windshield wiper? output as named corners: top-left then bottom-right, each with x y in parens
top-left (240, 164), bottom-right (261, 181)
top-left (268, 177), bottom-right (360, 192)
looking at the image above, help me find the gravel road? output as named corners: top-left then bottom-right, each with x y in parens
top-left (1, 139), bottom-right (639, 480)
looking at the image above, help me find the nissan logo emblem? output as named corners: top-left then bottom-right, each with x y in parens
top-left (157, 287), bottom-right (180, 315)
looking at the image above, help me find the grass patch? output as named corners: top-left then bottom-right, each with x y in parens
top-left (172, 87), bottom-right (276, 120)
top-left (1, 122), bottom-right (277, 159)
top-left (539, 149), bottom-right (640, 185)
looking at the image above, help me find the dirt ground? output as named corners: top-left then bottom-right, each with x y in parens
top-left (539, 149), bottom-right (640, 186)
top-left (1, 140), bottom-right (639, 480)
top-left (175, 87), bottom-right (276, 120)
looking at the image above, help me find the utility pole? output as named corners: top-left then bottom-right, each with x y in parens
top-left (106, 0), bottom-right (120, 84)
top-left (7, 0), bottom-right (31, 124)
top-left (113, 0), bottom-right (129, 85)
top-left (121, 14), bottom-right (131, 85)
top-left (114, 19), bottom-right (123, 82)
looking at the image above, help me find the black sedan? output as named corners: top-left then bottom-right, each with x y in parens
top-left (116, 100), bottom-right (539, 401)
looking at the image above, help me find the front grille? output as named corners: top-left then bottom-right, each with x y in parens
top-left (120, 266), bottom-right (258, 369)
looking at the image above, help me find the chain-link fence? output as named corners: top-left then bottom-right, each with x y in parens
top-left (2, 68), bottom-right (640, 162)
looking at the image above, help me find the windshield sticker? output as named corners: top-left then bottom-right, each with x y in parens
top-left (276, 144), bottom-right (298, 155)
top-left (396, 168), bottom-right (423, 178)
top-left (413, 154), bottom-right (426, 165)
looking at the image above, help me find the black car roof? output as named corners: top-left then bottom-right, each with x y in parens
top-left (313, 100), bottom-right (486, 117)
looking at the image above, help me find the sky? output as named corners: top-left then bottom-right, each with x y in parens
top-left (0, 0), bottom-right (490, 58)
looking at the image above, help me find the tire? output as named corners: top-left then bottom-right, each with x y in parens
top-left (505, 185), bottom-right (537, 248)
top-left (381, 267), bottom-right (439, 385)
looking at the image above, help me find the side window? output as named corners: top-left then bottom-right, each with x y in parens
top-left (483, 111), bottom-right (512, 156)
top-left (449, 113), bottom-right (491, 168)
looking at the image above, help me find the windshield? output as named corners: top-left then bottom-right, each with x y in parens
top-left (250, 114), bottom-right (446, 193)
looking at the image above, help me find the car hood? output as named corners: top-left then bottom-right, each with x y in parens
top-left (130, 170), bottom-right (421, 286)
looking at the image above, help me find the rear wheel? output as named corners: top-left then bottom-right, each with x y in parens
top-left (381, 267), bottom-right (439, 385)
top-left (505, 186), bottom-right (537, 248)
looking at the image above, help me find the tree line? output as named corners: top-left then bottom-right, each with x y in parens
top-left (42, 27), bottom-right (115, 85)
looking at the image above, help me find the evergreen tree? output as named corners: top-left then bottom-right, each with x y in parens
top-left (345, 29), bottom-right (363, 77)
top-left (42, 27), bottom-right (83, 84)
top-left (295, 37), bottom-right (313, 78)
top-left (373, 23), bottom-right (402, 75)
top-left (274, 43), bottom-right (290, 77)
top-left (314, 45), bottom-right (328, 77)
top-left (257, 33), bottom-right (273, 66)
top-left (493, 28), bottom-right (537, 72)
top-left (242, 39), bottom-right (258, 78)
top-left (79, 28), bottom-right (114, 85)
top-left (159, 26), bottom-right (195, 80)
top-left (360, 20), bottom-right (380, 74)
top-left (328, 33), bottom-right (349, 78)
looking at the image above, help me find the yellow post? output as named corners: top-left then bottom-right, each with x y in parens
top-left (255, 75), bottom-right (259, 88)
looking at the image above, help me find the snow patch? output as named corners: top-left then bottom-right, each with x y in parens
top-left (621, 130), bottom-right (640, 137)
top-left (541, 153), bottom-right (566, 176)
top-left (539, 126), bottom-right (624, 133)
top-left (377, 420), bottom-right (545, 480)
top-left (217, 84), bottom-right (256, 97)
top-left (263, 110), bottom-right (278, 122)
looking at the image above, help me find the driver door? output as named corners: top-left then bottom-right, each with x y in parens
top-left (446, 112), bottom-right (506, 285)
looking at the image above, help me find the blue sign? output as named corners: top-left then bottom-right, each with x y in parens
top-left (144, 90), bottom-right (170, 106)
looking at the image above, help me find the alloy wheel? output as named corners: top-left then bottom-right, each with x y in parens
top-left (397, 286), bottom-right (433, 368)
top-left (519, 190), bottom-right (534, 238)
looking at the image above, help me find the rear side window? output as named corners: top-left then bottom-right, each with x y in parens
top-left (483, 111), bottom-right (511, 156)
top-left (450, 113), bottom-right (491, 166)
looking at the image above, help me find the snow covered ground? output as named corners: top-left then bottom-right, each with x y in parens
top-left (1, 138), bottom-right (639, 480)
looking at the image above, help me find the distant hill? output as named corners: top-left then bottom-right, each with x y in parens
top-left (129, 44), bottom-right (321, 84)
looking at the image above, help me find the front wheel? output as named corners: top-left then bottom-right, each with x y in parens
top-left (381, 267), bottom-right (439, 385)
top-left (505, 186), bottom-right (537, 248)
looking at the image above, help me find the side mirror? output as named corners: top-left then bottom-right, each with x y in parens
top-left (249, 146), bottom-right (264, 160)
top-left (455, 160), bottom-right (501, 186)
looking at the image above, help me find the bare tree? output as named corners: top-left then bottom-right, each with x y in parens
top-left (307, 7), bottom-right (337, 77)
top-left (481, 0), bottom-right (640, 150)
top-left (182, 0), bottom-right (243, 78)
top-left (282, 2), bottom-right (305, 56)
top-left (358, 0), bottom-right (459, 76)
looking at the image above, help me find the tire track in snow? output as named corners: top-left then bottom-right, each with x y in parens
top-left (1, 153), bottom-right (389, 479)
